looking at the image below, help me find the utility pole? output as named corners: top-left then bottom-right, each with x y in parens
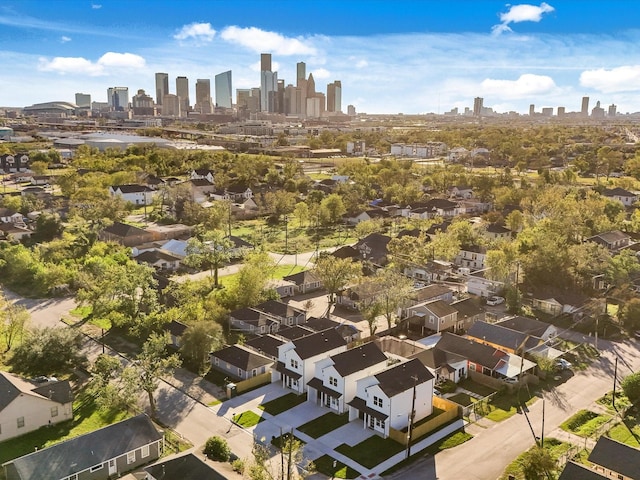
top-left (406, 375), bottom-right (418, 458)
top-left (613, 356), bottom-right (618, 411)
top-left (284, 215), bottom-right (289, 254)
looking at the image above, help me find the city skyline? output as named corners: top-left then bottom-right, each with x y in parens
top-left (2, 1), bottom-right (640, 114)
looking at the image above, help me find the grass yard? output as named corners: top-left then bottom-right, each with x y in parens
top-left (596, 390), bottom-right (632, 413)
top-left (218, 263), bottom-right (305, 288)
top-left (484, 393), bottom-right (539, 422)
top-left (259, 392), bottom-right (307, 416)
top-left (607, 420), bottom-right (640, 447)
top-left (233, 410), bottom-right (264, 428)
top-left (297, 412), bottom-right (349, 439)
top-left (313, 454), bottom-right (360, 479)
top-left (499, 438), bottom-right (572, 480)
top-left (335, 435), bottom-right (404, 469)
top-left (560, 409), bottom-right (612, 437)
top-left (0, 389), bottom-right (131, 466)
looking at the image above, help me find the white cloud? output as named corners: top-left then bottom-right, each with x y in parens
top-left (173, 22), bottom-right (216, 44)
top-left (91, 4), bottom-right (102, 9)
top-left (580, 65), bottom-right (640, 93)
top-left (60, 36), bottom-right (71, 43)
top-left (492, 2), bottom-right (554, 35)
top-left (220, 26), bottom-right (316, 55)
top-left (312, 68), bottom-right (330, 79)
top-left (355, 59), bottom-right (368, 68)
top-left (481, 74), bottom-right (558, 98)
top-left (38, 52), bottom-right (145, 76)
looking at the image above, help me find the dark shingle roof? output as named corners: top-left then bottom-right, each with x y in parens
top-left (145, 453), bottom-right (227, 480)
top-left (292, 328), bottom-right (347, 360)
top-left (374, 358), bottom-right (434, 398)
top-left (190, 178), bottom-right (214, 187)
top-left (0, 372), bottom-right (72, 411)
top-left (245, 334), bottom-right (285, 359)
top-left (283, 270), bottom-right (321, 286)
top-left (3, 414), bottom-right (161, 479)
top-left (557, 461), bottom-right (606, 480)
top-left (32, 380), bottom-right (73, 405)
top-left (229, 307), bottom-right (261, 321)
top-left (451, 297), bottom-right (484, 320)
top-left (603, 187), bottom-right (636, 197)
top-left (276, 325), bottom-right (315, 341)
top-left (466, 321), bottom-right (541, 352)
top-left (165, 320), bottom-right (188, 337)
top-left (436, 332), bottom-right (508, 370)
top-left (587, 436), bottom-right (640, 479)
top-left (0, 372), bottom-right (20, 411)
top-left (102, 221), bottom-right (148, 238)
top-left (497, 316), bottom-right (552, 337)
top-left (136, 249), bottom-right (182, 264)
top-left (422, 300), bottom-right (457, 318)
top-left (211, 345), bottom-right (273, 371)
top-left (112, 184), bottom-right (153, 194)
top-left (331, 342), bottom-right (387, 377)
top-left (304, 317), bottom-right (341, 332)
top-left (255, 300), bottom-right (304, 319)
top-left (144, 453), bottom-right (227, 480)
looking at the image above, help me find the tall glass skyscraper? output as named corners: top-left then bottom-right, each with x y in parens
top-left (176, 76), bottom-right (189, 113)
top-left (215, 71), bottom-right (233, 109)
top-left (155, 73), bottom-right (169, 105)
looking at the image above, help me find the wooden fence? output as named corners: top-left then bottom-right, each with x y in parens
top-left (388, 396), bottom-right (461, 446)
top-left (235, 372), bottom-right (272, 395)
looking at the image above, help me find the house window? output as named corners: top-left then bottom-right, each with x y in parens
top-left (17, 417), bottom-right (24, 428)
top-left (127, 451), bottom-right (136, 464)
top-left (329, 376), bottom-right (338, 387)
top-left (429, 317), bottom-right (434, 324)
top-left (373, 396), bottom-right (383, 408)
top-left (252, 369), bottom-right (257, 377)
top-left (141, 445), bottom-right (150, 458)
top-left (51, 406), bottom-right (58, 417)
top-left (290, 359), bottom-right (299, 369)
top-left (214, 357), bottom-right (219, 366)
top-left (90, 464), bottom-right (103, 472)
top-left (375, 418), bottom-right (385, 429)
top-left (238, 368), bottom-right (243, 376)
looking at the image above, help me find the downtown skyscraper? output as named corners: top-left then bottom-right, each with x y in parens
top-left (155, 73), bottom-right (169, 106)
top-left (260, 53), bottom-right (278, 112)
top-left (215, 71), bottom-right (233, 109)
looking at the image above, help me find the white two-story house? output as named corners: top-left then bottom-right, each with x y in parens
top-left (274, 329), bottom-right (347, 394)
top-left (347, 358), bottom-right (434, 438)
top-left (307, 342), bottom-right (388, 414)
top-left (109, 184), bottom-right (156, 206)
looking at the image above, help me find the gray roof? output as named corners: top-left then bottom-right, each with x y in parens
top-left (0, 372), bottom-right (72, 411)
top-left (136, 249), bottom-right (182, 264)
top-left (587, 436), bottom-right (640, 479)
top-left (244, 334), bottom-right (285, 359)
top-left (3, 414), bottom-right (162, 480)
top-left (112, 184), bottom-right (153, 194)
top-left (331, 342), bottom-right (387, 377)
top-left (255, 300), bottom-right (305, 319)
top-left (211, 345), bottom-right (273, 371)
top-left (497, 316), bottom-right (553, 337)
top-left (422, 300), bottom-right (458, 318)
top-left (374, 358), bottom-right (434, 397)
top-left (558, 461), bottom-right (606, 480)
top-left (283, 269), bottom-right (321, 286)
top-left (467, 321), bottom-right (542, 352)
top-left (102, 221), bottom-right (148, 238)
top-left (145, 453), bottom-right (226, 480)
top-left (292, 328), bottom-right (347, 360)
top-left (436, 332), bottom-right (508, 370)
top-left (277, 325), bottom-right (315, 341)
top-left (304, 317), bottom-right (341, 332)
top-left (451, 297), bottom-right (484, 320)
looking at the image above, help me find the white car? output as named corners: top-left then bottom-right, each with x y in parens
top-left (486, 296), bottom-right (505, 306)
top-left (555, 359), bottom-right (573, 370)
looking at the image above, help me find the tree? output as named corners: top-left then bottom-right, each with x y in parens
top-left (180, 321), bottom-right (224, 372)
top-left (354, 218), bottom-right (385, 239)
top-left (312, 255), bottom-right (361, 317)
top-left (371, 269), bottom-right (414, 330)
top-left (133, 332), bottom-right (181, 417)
top-left (184, 230), bottom-right (234, 287)
top-left (248, 433), bottom-right (315, 480)
top-left (204, 436), bottom-right (231, 461)
top-left (622, 371), bottom-right (640, 404)
top-left (619, 298), bottom-right (640, 332)
top-left (293, 201), bottom-right (310, 228)
top-left (321, 194), bottom-right (346, 225)
top-left (224, 251), bottom-right (277, 309)
top-left (9, 327), bottom-right (87, 375)
top-left (0, 295), bottom-right (29, 352)
top-left (518, 446), bottom-right (555, 480)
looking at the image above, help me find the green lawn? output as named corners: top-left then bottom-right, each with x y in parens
top-left (218, 264), bottom-right (305, 288)
top-left (499, 438), bottom-right (571, 480)
top-left (313, 454), bottom-right (360, 479)
top-left (297, 412), bottom-right (349, 439)
top-left (596, 391), bottom-right (632, 413)
top-left (259, 392), bottom-right (307, 416)
top-left (335, 435), bottom-right (404, 469)
top-left (560, 409), bottom-right (612, 437)
top-left (233, 410), bottom-right (264, 428)
top-left (0, 390), bottom-right (131, 465)
top-left (607, 420), bottom-right (640, 447)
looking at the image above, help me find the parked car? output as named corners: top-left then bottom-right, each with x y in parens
top-left (434, 388), bottom-right (442, 397)
top-left (486, 296), bottom-right (505, 306)
top-left (555, 359), bottom-right (572, 370)
top-left (503, 377), bottom-right (518, 384)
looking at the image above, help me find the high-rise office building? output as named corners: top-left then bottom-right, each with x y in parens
top-left (162, 94), bottom-right (181, 117)
top-left (215, 70), bottom-right (233, 109)
top-left (296, 62), bottom-right (306, 87)
top-left (581, 96), bottom-right (590, 117)
top-left (592, 100), bottom-right (605, 118)
top-left (107, 87), bottom-right (129, 111)
top-left (260, 53), bottom-right (277, 112)
top-left (195, 79), bottom-right (213, 113)
top-left (327, 80), bottom-right (342, 112)
top-left (347, 105), bottom-right (356, 116)
top-left (176, 76), bottom-right (189, 114)
top-left (284, 84), bottom-right (298, 115)
top-left (473, 97), bottom-right (483, 116)
top-left (132, 89), bottom-right (155, 116)
top-left (529, 104), bottom-right (535, 116)
top-left (608, 104), bottom-right (617, 116)
top-left (557, 106), bottom-right (566, 117)
top-left (155, 73), bottom-right (169, 105)
top-left (75, 93), bottom-right (91, 108)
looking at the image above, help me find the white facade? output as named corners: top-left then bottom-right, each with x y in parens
top-left (109, 186), bottom-right (156, 206)
top-left (275, 342), bottom-right (347, 394)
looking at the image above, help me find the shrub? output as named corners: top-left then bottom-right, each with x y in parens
top-left (203, 436), bottom-right (231, 461)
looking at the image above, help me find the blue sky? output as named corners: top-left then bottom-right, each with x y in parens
top-left (2, 1), bottom-right (640, 114)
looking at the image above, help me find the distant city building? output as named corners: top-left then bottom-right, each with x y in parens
top-left (608, 104), bottom-right (617, 116)
top-left (260, 53), bottom-right (278, 112)
top-left (557, 106), bottom-right (566, 117)
top-left (529, 104), bottom-right (535, 116)
top-left (592, 100), bottom-right (605, 118)
top-left (75, 93), bottom-right (91, 109)
top-left (581, 96), bottom-right (590, 117)
top-left (391, 142), bottom-right (447, 158)
top-left (176, 76), bottom-right (190, 113)
top-left (473, 97), bottom-right (484, 116)
top-left (107, 87), bottom-right (129, 111)
top-left (327, 80), bottom-right (342, 113)
top-left (347, 104), bottom-right (356, 116)
top-left (541, 107), bottom-right (553, 116)
top-left (195, 79), bottom-right (213, 113)
top-left (155, 73), bottom-right (169, 106)
top-left (132, 89), bottom-right (155, 116)
top-left (162, 94), bottom-right (181, 116)
top-left (91, 101), bottom-right (110, 114)
top-left (215, 70), bottom-right (233, 109)
top-left (296, 62), bottom-right (306, 86)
